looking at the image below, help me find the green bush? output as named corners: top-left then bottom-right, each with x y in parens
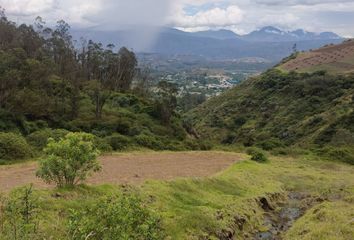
top-left (105, 134), bottom-right (131, 151)
top-left (36, 133), bottom-right (101, 187)
top-left (257, 138), bottom-right (284, 151)
top-left (246, 148), bottom-right (268, 163)
top-left (184, 139), bottom-right (201, 150)
top-left (93, 137), bottom-right (113, 152)
top-left (198, 140), bottom-right (213, 151)
top-left (0, 132), bottom-right (33, 161)
top-left (0, 185), bottom-right (40, 240)
top-left (319, 147), bottom-right (354, 165)
top-left (134, 134), bottom-right (164, 150)
top-left (68, 191), bottom-right (164, 240)
top-left (26, 128), bottom-right (69, 149)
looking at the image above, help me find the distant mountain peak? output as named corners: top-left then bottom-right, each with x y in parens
top-left (191, 29), bottom-right (240, 40)
top-left (260, 26), bottom-right (283, 34)
top-left (243, 26), bottom-right (342, 42)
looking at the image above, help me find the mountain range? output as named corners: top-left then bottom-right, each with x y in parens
top-left (72, 26), bottom-right (343, 61)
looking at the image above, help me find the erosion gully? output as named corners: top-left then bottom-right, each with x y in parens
top-left (254, 192), bottom-right (325, 240)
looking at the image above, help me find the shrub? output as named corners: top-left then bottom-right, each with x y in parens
top-left (105, 134), bottom-right (131, 151)
top-left (0, 132), bottom-right (33, 161)
top-left (0, 185), bottom-right (40, 240)
top-left (246, 148), bottom-right (268, 163)
top-left (68, 191), bottom-right (164, 240)
top-left (134, 134), bottom-right (164, 150)
top-left (198, 140), bottom-right (213, 151)
top-left (257, 138), bottom-right (284, 151)
top-left (320, 147), bottom-right (354, 165)
top-left (315, 124), bottom-right (337, 146)
top-left (184, 139), bottom-right (201, 150)
top-left (26, 128), bottom-right (69, 149)
top-left (36, 133), bottom-right (101, 187)
top-left (93, 137), bottom-right (113, 152)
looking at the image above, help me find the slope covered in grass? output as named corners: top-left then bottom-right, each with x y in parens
top-left (187, 69), bottom-right (354, 162)
top-left (2, 152), bottom-right (353, 239)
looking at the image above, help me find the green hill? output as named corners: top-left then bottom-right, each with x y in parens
top-left (187, 68), bottom-right (354, 161)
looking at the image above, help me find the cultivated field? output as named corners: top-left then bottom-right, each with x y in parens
top-left (280, 39), bottom-right (354, 73)
top-left (0, 151), bottom-right (242, 191)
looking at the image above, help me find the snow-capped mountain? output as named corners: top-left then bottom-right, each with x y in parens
top-left (242, 26), bottom-right (342, 42)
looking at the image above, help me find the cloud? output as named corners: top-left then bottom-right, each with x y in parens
top-left (0, 0), bottom-right (353, 36)
top-left (0, 0), bottom-right (55, 16)
top-left (254, 0), bottom-right (354, 6)
top-left (172, 5), bottom-right (244, 28)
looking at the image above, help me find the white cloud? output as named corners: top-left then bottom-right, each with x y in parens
top-left (0, 0), bottom-right (353, 36)
top-left (172, 5), bottom-right (243, 28)
top-left (0, 0), bottom-right (54, 16)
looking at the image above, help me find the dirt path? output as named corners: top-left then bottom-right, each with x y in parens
top-left (0, 151), bottom-right (242, 191)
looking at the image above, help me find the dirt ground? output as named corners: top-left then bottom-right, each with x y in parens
top-left (0, 151), bottom-right (242, 191)
top-left (281, 40), bottom-right (354, 72)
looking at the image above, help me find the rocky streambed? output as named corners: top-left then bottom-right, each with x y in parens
top-left (254, 192), bottom-right (325, 240)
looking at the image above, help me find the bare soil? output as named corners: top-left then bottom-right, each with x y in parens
top-left (281, 40), bottom-right (354, 73)
top-left (0, 151), bottom-right (242, 191)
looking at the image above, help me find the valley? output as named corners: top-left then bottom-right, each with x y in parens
top-left (0, 2), bottom-right (354, 240)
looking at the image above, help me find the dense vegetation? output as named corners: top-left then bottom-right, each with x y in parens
top-left (0, 10), bottom-right (211, 162)
top-left (188, 69), bottom-right (354, 163)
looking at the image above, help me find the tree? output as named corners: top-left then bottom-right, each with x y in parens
top-left (115, 47), bottom-right (137, 92)
top-left (36, 132), bottom-right (101, 187)
top-left (292, 43), bottom-right (298, 53)
top-left (85, 80), bottom-right (111, 119)
top-left (133, 65), bottom-right (153, 97)
top-left (154, 81), bottom-right (178, 125)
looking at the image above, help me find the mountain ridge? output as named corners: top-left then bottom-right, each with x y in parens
top-left (71, 26), bottom-right (343, 61)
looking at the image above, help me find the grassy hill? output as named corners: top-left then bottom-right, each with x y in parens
top-left (278, 39), bottom-right (354, 74)
top-left (187, 65), bottom-right (354, 163)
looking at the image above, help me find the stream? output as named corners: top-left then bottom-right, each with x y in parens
top-left (254, 192), bottom-right (323, 240)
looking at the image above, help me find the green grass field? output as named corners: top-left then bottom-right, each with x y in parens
top-left (3, 151), bottom-right (353, 239)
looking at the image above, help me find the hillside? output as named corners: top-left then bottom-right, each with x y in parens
top-left (279, 39), bottom-right (354, 73)
top-left (187, 68), bottom-right (354, 161)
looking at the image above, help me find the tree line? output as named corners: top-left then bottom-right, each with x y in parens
top-left (5, 9), bottom-right (184, 128)
top-left (0, 8), bottom-right (141, 122)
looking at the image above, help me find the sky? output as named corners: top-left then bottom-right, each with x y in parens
top-left (0, 0), bottom-right (354, 37)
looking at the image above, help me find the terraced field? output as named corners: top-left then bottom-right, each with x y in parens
top-left (280, 39), bottom-right (354, 73)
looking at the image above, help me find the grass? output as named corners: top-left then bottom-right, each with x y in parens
top-left (285, 201), bottom-right (354, 240)
top-left (1, 152), bottom-right (354, 239)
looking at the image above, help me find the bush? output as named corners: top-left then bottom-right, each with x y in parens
top-left (246, 148), bottom-right (268, 163)
top-left (26, 128), bottom-right (69, 149)
top-left (198, 140), bottom-right (213, 151)
top-left (93, 137), bottom-right (113, 152)
top-left (257, 138), bottom-right (284, 151)
top-left (184, 139), bottom-right (201, 150)
top-left (36, 133), bottom-right (101, 187)
top-left (134, 134), bottom-right (164, 150)
top-left (105, 134), bottom-right (131, 151)
top-left (319, 147), bottom-right (354, 165)
top-left (0, 185), bottom-right (40, 240)
top-left (68, 191), bottom-right (164, 240)
top-left (0, 132), bottom-right (33, 161)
